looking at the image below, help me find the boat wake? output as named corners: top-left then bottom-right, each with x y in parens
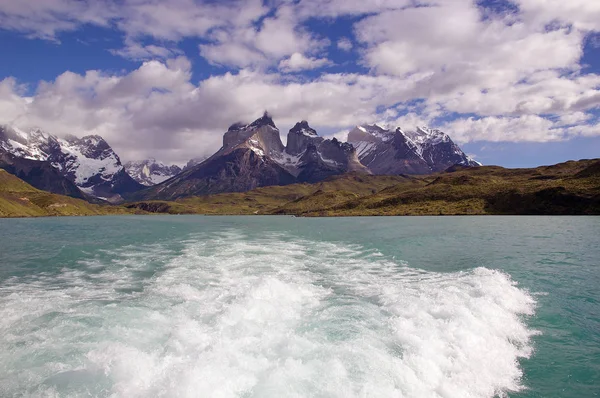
top-left (0, 230), bottom-right (537, 397)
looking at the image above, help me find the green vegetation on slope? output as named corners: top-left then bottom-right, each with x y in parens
top-left (303, 160), bottom-right (600, 216)
top-left (125, 174), bottom-right (413, 215)
top-left (125, 174), bottom-right (412, 215)
top-left (0, 170), bottom-right (137, 218)
top-left (5, 159), bottom-right (599, 218)
top-left (126, 159), bottom-right (600, 216)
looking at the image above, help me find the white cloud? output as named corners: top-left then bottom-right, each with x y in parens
top-left (337, 37), bottom-right (353, 51)
top-left (557, 112), bottom-right (594, 127)
top-left (442, 115), bottom-right (565, 143)
top-left (515, 0), bottom-right (600, 31)
top-left (0, 0), bottom-right (114, 40)
top-left (279, 53), bottom-right (332, 72)
top-left (295, 0), bottom-right (410, 19)
top-left (199, 5), bottom-right (329, 69)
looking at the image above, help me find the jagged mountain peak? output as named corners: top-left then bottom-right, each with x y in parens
top-left (350, 124), bottom-right (394, 143)
top-left (79, 134), bottom-right (106, 144)
top-left (290, 120), bottom-right (318, 136)
top-left (227, 122), bottom-right (245, 132)
top-left (124, 158), bottom-right (182, 186)
top-left (249, 111), bottom-right (277, 129)
top-left (348, 124), bottom-right (479, 174)
top-left (285, 121), bottom-right (323, 157)
top-left (226, 112), bottom-right (277, 132)
top-left (183, 156), bottom-right (208, 170)
top-left (405, 126), bottom-right (451, 145)
top-left (359, 123), bottom-right (386, 130)
top-left (221, 113), bottom-right (284, 158)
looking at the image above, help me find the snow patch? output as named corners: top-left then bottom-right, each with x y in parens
top-left (318, 151), bottom-right (341, 167)
top-left (353, 141), bottom-right (376, 158)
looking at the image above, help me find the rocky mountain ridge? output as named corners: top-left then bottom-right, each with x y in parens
top-left (1, 115), bottom-right (479, 201)
top-left (131, 114), bottom-right (372, 200)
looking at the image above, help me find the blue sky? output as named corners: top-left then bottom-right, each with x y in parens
top-left (0, 0), bottom-right (599, 166)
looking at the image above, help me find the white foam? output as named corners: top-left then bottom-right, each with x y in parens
top-left (0, 231), bottom-right (537, 398)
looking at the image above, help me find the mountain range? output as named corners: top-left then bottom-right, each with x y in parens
top-left (0, 125), bottom-right (142, 202)
top-left (1, 114), bottom-right (479, 202)
top-left (348, 124), bottom-right (480, 174)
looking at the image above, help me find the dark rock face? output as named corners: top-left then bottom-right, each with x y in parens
top-left (348, 125), bottom-right (480, 175)
top-left (296, 144), bottom-right (343, 183)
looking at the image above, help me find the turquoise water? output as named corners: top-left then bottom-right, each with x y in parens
top-left (0, 216), bottom-right (598, 397)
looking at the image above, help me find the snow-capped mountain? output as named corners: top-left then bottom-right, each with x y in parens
top-left (278, 120), bottom-right (369, 183)
top-left (124, 159), bottom-right (182, 186)
top-left (133, 114), bottom-right (369, 200)
top-left (132, 113), bottom-right (295, 200)
top-left (0, 125), bottom-right (143, 202)
top-left (348, 124), bottom-right (480, 175)
top-left (1, 117), bottom-right (480, 201)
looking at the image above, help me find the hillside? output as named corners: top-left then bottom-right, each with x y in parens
top-left (298, 159), bottom-right (600, 216)
top-left (125, 174), bottom-right (411, 215)
top-left (0, 170), bottom-right (136, 217)
top-left (126, 159), bottom-right (600, 216)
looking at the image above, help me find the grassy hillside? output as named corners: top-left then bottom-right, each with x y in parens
top-left (126, 159), bottom-right (600, 216)
top-left (0, 170), bottom-right (137, 218)
top-left (7, 159), bottom-right (598, 218)
top-left (301, 159), bottom-right (600, 216)
top-left (125, 174), bottom-right (412, 215)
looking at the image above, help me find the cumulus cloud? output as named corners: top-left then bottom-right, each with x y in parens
top-left (442, 115), bottom-right (562, 143)
top-left (0, 0), bottom-right (600, 164)
top-left (199, 5), bottom-right (329, 69)
top-left (337, 37), bottom-right (353, 51)
top-left (279, 53), bottom-right (332, 72)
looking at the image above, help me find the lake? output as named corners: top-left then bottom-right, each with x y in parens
top-left (0, 216), bottom-right (598, 397)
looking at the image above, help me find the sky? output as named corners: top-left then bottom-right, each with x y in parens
top-left (0, 0), bottom-right (599, 167)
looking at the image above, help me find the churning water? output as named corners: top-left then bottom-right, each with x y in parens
top-left (0, 216), bottom-right (598, 397)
